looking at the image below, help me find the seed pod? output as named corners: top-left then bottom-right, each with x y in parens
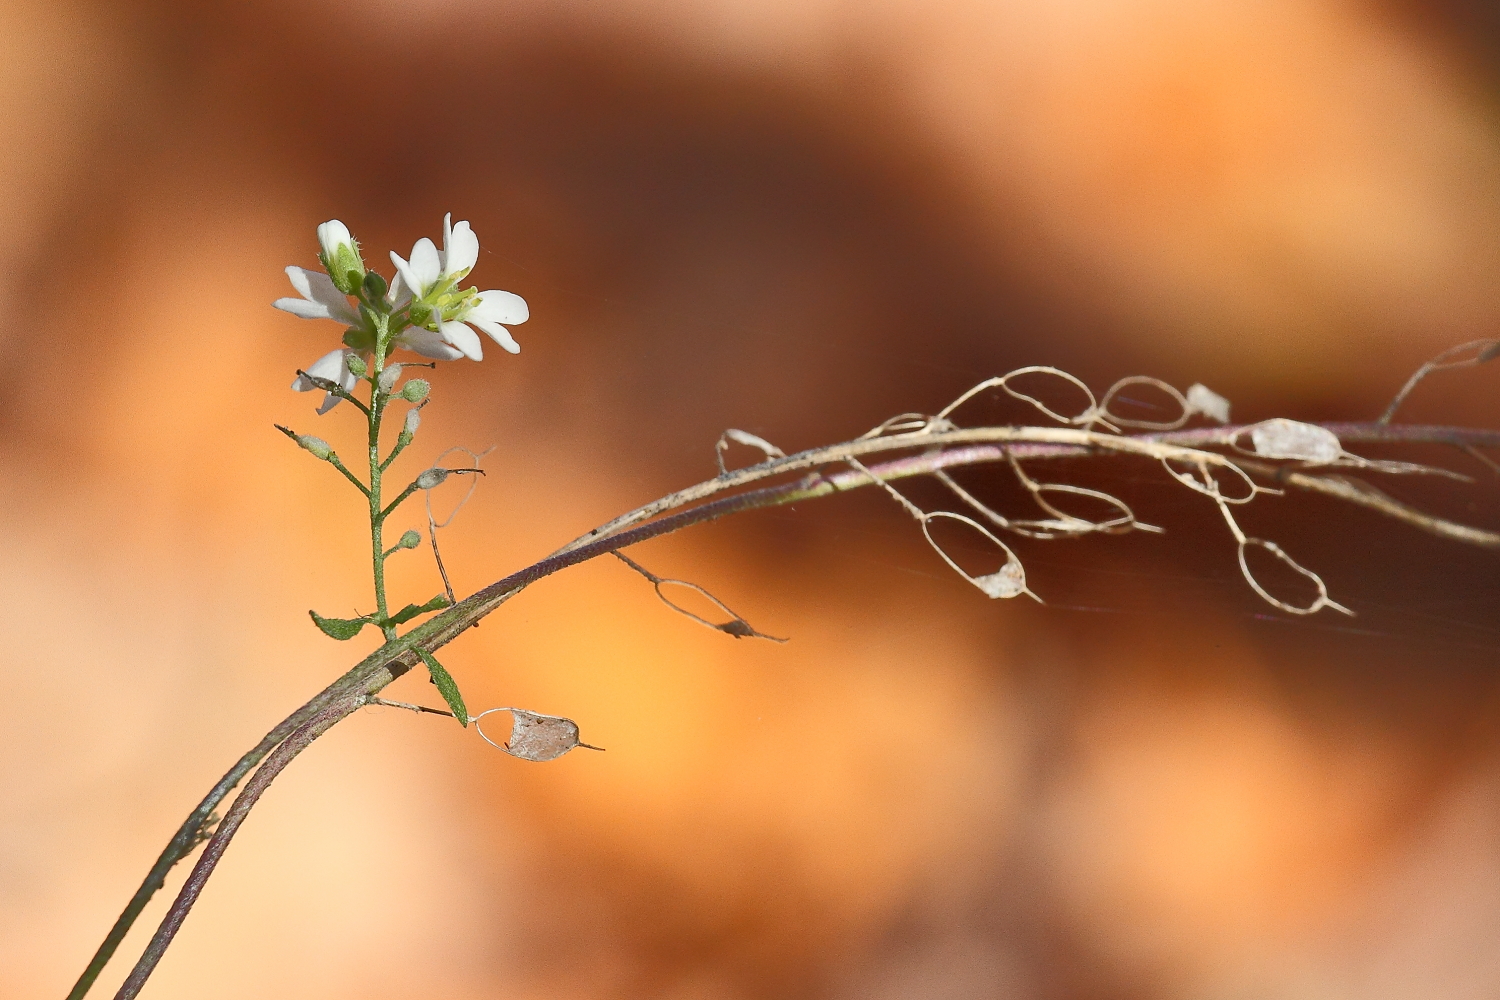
top-left (1248, 418), bottom-right (1342, 463)
top-left (297, 435), bottom-right (333, 460)
top-left (416, 467), bottom-right (449, 490)
top-left (474, 708), bottom-right (603, 762)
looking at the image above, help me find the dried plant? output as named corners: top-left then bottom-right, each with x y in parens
top-left (66, 216), bottom-right (1500, 1000)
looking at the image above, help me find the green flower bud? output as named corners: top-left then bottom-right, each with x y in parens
top-left (416, 468), bottom-right (450, 490)
top-left (297, 435), bottom-right (333, 460)
top-left (400, 379), bottom-right (430, 403)
top-left (342, 327), bottom-right (375, 352)
top-left (345, 354), bottom-right (367, 378)
top-left (397, 529), bottom-right (422, 549)
top-left (362, 270), bottom-right (388, 300)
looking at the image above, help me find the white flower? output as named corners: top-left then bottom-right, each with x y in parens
top-left (389, 213), bottom-right (529, 362)
top-left (273, 266), bottom-right (360, 325)
top-left (292, 349), bottom-right (360, 414)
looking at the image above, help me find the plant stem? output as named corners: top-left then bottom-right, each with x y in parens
top-left (368, 332), bottom-right (395, 642)
top-left (111, 696), bottom-right (364, 1000)
top-left (69, 418), bottom-right (1500, 999)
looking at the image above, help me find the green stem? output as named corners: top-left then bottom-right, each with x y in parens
top-left (380, 431), bottom-right (413, 472)
top-left (368, 327), bottom-right (395, 642)
top-left (379, 481), bottom-right (420, 520)
top-left (328, 454), bottom-right (370, 497)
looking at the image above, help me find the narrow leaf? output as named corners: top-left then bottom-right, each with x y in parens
top-left (417, 649), bottom-right (468, 727)
top-left (384, 594), bottom-right (451, 627)
top-left (309, 610), bottom-right (372, 641)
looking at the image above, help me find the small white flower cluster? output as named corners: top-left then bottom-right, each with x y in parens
top-left (274, 215), bottom-right (529, 412)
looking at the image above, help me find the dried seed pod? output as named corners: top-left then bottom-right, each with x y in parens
top-left (1184, 383), bottom-right (1231, 423)
top-left (1247, 418), bottom-right (1343, 463)
top-left (472, 708), bottom-right (603, 762)
top-left (920, 510), bottom-right (1040, 602)
top-left (973, 560), bottom-right (1027, 599)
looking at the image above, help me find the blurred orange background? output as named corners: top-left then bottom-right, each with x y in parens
top-left (5, 0), bottom-right (1500, 997)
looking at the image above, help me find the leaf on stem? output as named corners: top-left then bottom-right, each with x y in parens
top-left (308, 610), bottom-right (373, 641)
top-left (383, 594), bottom-right (451, 627)
top-left (416, 649), bottom-right (468, 726)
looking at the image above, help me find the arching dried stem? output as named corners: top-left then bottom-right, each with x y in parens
top-left (1379, 338), bottom-right (1500, 424)
top-left (78, 358), bottom-right (1500, 1000)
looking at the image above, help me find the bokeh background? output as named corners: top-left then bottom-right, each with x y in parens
top-left (5, 0), bottom-right (1500, 997)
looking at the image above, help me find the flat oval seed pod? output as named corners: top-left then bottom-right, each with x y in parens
top-left (473, 708), bottom-right (603, 761)
top-left (1248, 418), bottom-right (1343, 463)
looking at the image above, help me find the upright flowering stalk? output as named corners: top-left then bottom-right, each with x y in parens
top-left (272, 214), bottom-right (529, 722)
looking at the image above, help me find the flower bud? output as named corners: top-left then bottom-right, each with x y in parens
top-left (345, 354), bottom-right (367, 378)
top-left (297, 435), bottom-right (334, 460)
top-left (400, 379), bottom-right (430, 403)
top-left (317, 220), bottom-right (366, 295)
top-left (342, 326), bottom-right (375, 352)
top-left (362, 270), bottom-right (388, 300)
top-left (403, 408), bottom-right (421, 437)
top-left (416, 468), bottom-right (450, 490)
top-left (397, 529), bottom-right (422, 549)
top-left (378, 365), bottom-right (402, 394)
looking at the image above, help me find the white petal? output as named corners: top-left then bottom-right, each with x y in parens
top-left (443, 219), bottom-right (479, 277)
top-left (469, 289), bottom-right (528, 325)
top-left (386, 270), bottom-right (411, 309)
top-left (472, 318), bottom-right (520, 354)
top-left (438, 320), bottom-right (484, 361)
top-left (389, 252), bottom-right (421, 299)
top-left (394, 326), bottom-right (464, 360)
top-left (289, 266), bottom-right (358, 324)
top-left (317, 220), bottom-right (352, 259)
top-left (285, 264), bottom-right (315, 299)
top-left (307, 348), bottom-right (348, 379)
top-left (408, 238), bottom-right (441, 290)
top-left (274, 296), bottom-right (332, 320)
top-left (292, 349), bottom-right (345, 391)
top-left (316, 392), bottom-right (342, 415)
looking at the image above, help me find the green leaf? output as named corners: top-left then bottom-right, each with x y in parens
top-left (309, 610), bottom-right (372, 641)
top-left (383, 594), bottom-right (450, 627)
top-left (417, 649), bottom-right (468, 727)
